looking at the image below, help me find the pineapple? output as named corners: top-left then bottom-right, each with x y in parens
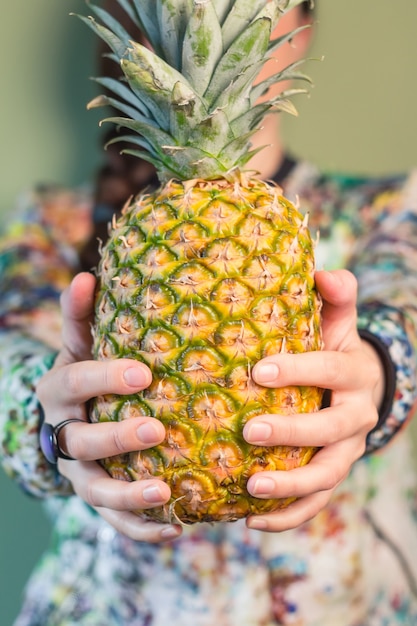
top-left (81, 0), bottom-right (323, 524)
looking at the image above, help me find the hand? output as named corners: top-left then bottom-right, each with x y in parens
top-left (36, 272), bottom-right (182, 543)
top-left (243, 269), bottom-right (382, 532)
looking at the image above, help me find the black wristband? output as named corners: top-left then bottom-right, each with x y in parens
top-left (358, 328), bottom-right (397, 449)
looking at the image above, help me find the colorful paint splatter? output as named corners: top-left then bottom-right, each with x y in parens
top-left (1, 162), bottom-right (417, 625)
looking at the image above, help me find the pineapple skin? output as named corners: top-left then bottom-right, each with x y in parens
top-left (91, 175), bottom-right (323, 524)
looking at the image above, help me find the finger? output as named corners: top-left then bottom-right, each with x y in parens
top-left (315, 269), bottom-right (357, 308)
top-left (58, 417), bottom-right (165, 461)
top-left (59, 460), bottom-right (181, 543)
top-left (246, 488), bottom-right (333, 533)
top-left (37, 358), bottom-right (152, 408)
top-left (243, 403), bottom-right (378, 448)
top-left (58, 272), bottom-right (97, 363)
top-left (315, 270), bottom-right (359, 348)
top-left (251, 349), bottom-right (375, 391)
top-left (59, 459), bottom-right (171, 511)
top-left (246, 438), bottom-right (363, 501)
top-left (98, 508), bottom-right (182, 543)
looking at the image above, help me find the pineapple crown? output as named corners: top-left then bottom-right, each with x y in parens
top-left (77, 0), bottom-right (313, 183)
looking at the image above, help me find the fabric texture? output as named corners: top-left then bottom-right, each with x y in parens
top-left (1, 163), bottom-right (417, 625)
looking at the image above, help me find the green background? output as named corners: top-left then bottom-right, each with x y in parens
top-left (1, 1), bottom-right (417, 624)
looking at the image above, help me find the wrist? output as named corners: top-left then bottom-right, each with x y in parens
top-left (358, 328), bottom-right (396, 432)
top-left (357, 304), bottom-right (417, 454)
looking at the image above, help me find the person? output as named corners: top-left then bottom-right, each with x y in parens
top-left (1, 1), bottom-right (417, 624)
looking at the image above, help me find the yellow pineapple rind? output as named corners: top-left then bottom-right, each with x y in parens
top-left (91, 175), bottom-right (323, 524)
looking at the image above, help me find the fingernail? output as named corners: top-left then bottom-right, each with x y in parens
top-left (250, 477), bottom-right (275, 497)
top-left (161, 526), bottom-right (180, 540)
top-left (124, 367), bottom-right (150, 387)
top-left (247, 518), bottom-right (268, 530)
top-left (253, 362), bottom-right (279, 384)
top-left (245, 421), bottom-right (273, 444)
top-left (137, 421), bottom-right (163, 445)
top-left (143, 484), bottom-right (166, 504)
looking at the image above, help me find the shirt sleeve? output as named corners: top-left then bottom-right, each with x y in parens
top-left (350, 170), bottom-right (417, 453)
top-left (0, 186), bottom-right (91, 496)
top-left (0, 330), bottom-right (73, 497)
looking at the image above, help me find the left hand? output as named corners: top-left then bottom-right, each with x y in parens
top-left (36, 272), bottom-right (181, 543)
top-left (243, 269), bottom-right (382, 532)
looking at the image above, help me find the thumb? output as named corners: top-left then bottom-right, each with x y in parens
top-left (315, 269), bottom-right (359, 349)
top-left (58, 272), bottom-right (97, 363)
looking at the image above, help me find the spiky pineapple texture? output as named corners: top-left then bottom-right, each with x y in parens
top-left (92, 175), bottom-right (323, 523)
top-left (81, 0), bottom-right (323, 524)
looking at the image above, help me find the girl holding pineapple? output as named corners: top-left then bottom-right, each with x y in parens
top-left (1, 1), bottom-right (417, 624)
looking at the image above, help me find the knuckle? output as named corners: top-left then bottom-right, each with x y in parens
top-left (56, 459), bottom-right (71, 480)
top-left (35, 374), bottom-right (50, 404)
top-left (366, 357), bottom-right (381, 390)
top-left (102, 361), bottom-right (113, 390)
top-left (35, 385), bottom-right (45, 406)
top-left (342, 269), bottom-right (358, 293)
top-left (281, 419), bottom-right (299, 446)
top-left (324, 473), bottom-right (342, 491)
top-left (321, 418), bottom-right (342, 446)
top-left (62, 430), bottom-right (83, 460)
top-left (85, 480), bottom-right (101, 508)
top-left (317, 462), bottom-right (344, 491)
top-left (61, 422), bottom-right (89, 460)
top-left (304, 491), bottom-right (333, 522)
top-left (123, 482), bottom-right (142, 510)
top-left (366, 406), bottom-right (379, 432)
top-left (62, 366), bottom-right (82, 396)
top-left (320, 472), bottom-right (338, 491)
top-left (323, 352), bottom-right (344, 387)
top-left (356, 438), bottom-right (368, 459)
top-left (110, 424), bottom-right (130, 454)
top-left (353, 400), bottom-right (378, 433)
top-left (105, 360), bottom-right (129, 394)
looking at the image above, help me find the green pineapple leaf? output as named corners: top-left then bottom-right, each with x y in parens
top-left (212, 0), bottom-right (234, 24)
top-left (156, 0), bottom-right (194, 68)
top-left (217, 130), bottom-right (258, 168)
top-left (253, 0), bottom-right (282, 29)
top-left (188, 108), bottom-right (235, 157)
top-left (120, 148), bottom-right (170, 173)
top-left (221, 0), bottom-right (269, 50)
top-left (87, 94), bottom-right (148, 121)
top-left (86, 2), bottom-right (132, 49)
top-left (203, 16), bottom-right (271, 106)
top-left (114, 0), bottom-right (139, 26)
top-left (230, 103), bottom-right (272, 134)
top-left (101, 115), bottom-right (176, 153)
top-left (75, 14), bottom-right (126, 59)
top-left (169, 81), bottom-right (207, 145)
top-left (123, 41), bottom-right (200, 128)
top-left (105, 133), bottom-right (156, 152)
top-left (268, 23), bottom-right (311, 53)
top-left (159, 146), bottom-right (226, 180)
top-left (181, 0), bottom-right (223, 95)
top-left (130, 0), bottom-right (163, 57)
top-left (211, 59), bottom-right (264, 119)
top-left (79, 0), bottom-right (314, 182)
top-left (93, 76), bottom-right (151, 117)
top-left (250, 59), bottom-right (313, 103)
top-left (230, 88), bottom-right (306, 137)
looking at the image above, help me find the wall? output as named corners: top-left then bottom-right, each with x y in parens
top-left (281, 0), bottom-right (417, 176)
top-left (0, 0), bottom-right (102, 223)
top-left (1, 1), bottom-right (417, 624)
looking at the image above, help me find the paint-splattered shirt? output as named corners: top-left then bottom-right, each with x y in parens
top-left (1, 162), bottom-right (417, 626)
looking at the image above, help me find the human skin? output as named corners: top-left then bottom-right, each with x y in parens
top-left (36, 269), bottom-right (382, 540)
top-left (35, 4), bottom-right (384, 540)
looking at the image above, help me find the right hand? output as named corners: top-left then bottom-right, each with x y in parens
top-left (36, 272), bottom-right (182, 543)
